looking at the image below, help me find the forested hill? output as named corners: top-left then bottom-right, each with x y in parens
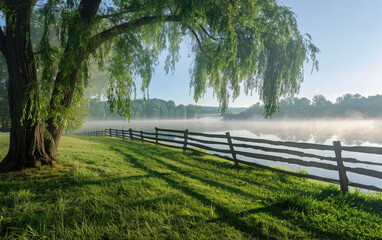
top-left (223, 94), bottom-right (382, 120)
top-left (87, 98), bottom-right (246, 120)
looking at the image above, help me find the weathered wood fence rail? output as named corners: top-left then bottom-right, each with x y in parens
top-left (80, 128), bottom-right (382, 193)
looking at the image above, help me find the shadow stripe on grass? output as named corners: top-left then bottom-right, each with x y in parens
top-left (111, 146), bottom-right (270, 239)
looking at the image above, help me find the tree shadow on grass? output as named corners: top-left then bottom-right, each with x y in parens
top-left (144, 153), bottom-right (271, 203)
top-left (105, 139), bottom-right (299, 193)
top-left (106, 139), bottom-right (382, 239)
top-left (160, 151), bottom-right (305, 194)
top-left (86, 138), bottom-right (382, 232)
top-left (231, 203), bottom-right (351, 240)
top-left (111, 146), bottom-right (270, 239)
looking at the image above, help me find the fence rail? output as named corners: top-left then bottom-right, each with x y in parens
top-left (80, 128), bottom-right (382, 193)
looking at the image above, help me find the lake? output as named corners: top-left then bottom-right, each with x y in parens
top-left (77, 119), bottom-right (382, 191)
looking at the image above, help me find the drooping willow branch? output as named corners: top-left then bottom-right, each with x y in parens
top-left (188, 26), bottom-right (213, 60)
top-left (86, 15), bottom-right (182, 56)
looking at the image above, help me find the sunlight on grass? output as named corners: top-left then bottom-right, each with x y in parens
top-left (0, 134), bottom-right (381, 239)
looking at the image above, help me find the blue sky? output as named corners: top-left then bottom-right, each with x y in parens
top-left (140, 0), bottom-right (382, 107)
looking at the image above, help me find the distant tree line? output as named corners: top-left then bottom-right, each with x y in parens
top-left (88, 98), bottom-right (203, 120)
top-left (224, 93), bottom-right (382, 120)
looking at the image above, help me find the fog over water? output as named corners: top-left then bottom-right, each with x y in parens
top-left (77, 119), bottom-right (382, 190)
top-left (78, 118), bottom-right (382, 146)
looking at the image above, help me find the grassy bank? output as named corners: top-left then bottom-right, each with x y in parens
top-left (0, 134), bottom-right (381, 239)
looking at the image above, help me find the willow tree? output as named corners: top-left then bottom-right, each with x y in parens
top-left (0, 0), bottom-right (318, 172)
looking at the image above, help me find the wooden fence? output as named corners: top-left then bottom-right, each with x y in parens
top-left (80, 128), bottom-right (382, 193)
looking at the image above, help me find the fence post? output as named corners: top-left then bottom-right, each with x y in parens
top-left (226, 132), bottom-right (238, 169)
top-left (129, 128), bottom-right (133, 140)
top-left (333, 141), bottom-right (349, 194)
top-left (122, 129), bottom-right (125, 140)
top-left (155, 127), bottom-right (158, 145)
top-left (183, 129), bottom-right (189, 152)
top-left (140, 130), bottom-right (143, 143)
top-left (109, 129), bottom-right (112, 137)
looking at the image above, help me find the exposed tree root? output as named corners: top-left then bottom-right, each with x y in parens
top-left (0, 155), bottom-right (58, 173)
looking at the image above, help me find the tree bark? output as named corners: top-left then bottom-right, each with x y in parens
top-left (0, 1), bottom-right (55, 172)
top-left (44, 70), bottom-right (79, 160)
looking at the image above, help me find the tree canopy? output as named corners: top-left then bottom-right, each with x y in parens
top-left (0, 0), bottom-right (318, 171)
top-left (17, 0), bottom-right (318, 121)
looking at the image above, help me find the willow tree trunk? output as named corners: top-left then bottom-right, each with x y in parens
top-left (0, 63), bottom-right (55, 172)
top-left (0, 0), bottom-right (103, 172)
top-left (0, 1), bottom-right (55, 172)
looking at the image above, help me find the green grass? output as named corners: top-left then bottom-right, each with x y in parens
top-left (0, 134), bottom-right (381, 239)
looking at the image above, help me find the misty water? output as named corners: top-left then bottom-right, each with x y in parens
top-left (77, 118), bottom-right (382, 191)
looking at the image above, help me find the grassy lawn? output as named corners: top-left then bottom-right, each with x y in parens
top-left (0, 134), bottom-right (381, 239)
